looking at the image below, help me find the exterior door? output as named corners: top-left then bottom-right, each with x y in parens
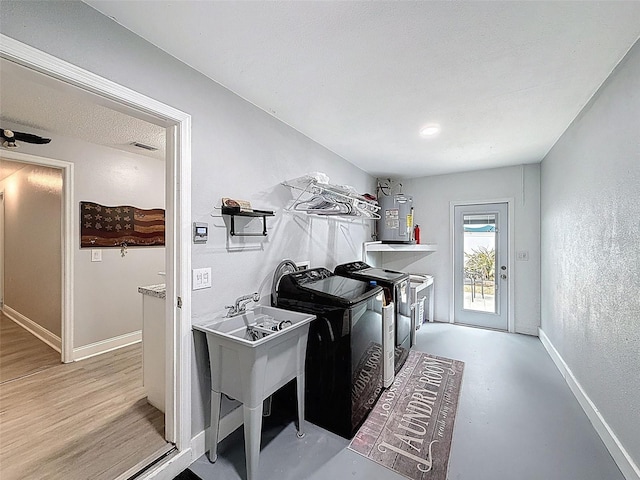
top-left (453, 203), bottom-right (508, 330)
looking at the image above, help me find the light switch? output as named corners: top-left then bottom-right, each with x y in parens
top-left (192, 267), bottom-right (212, 290)
top-left (91, 249), bottom-right (102, 262)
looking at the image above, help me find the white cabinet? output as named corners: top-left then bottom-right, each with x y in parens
top-left (138, 284), bottom-right (166, 413)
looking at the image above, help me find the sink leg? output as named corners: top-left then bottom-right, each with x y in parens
top-left (243, 403), bottom-right (263, 480)
top-left (207, 390), bottom-right (222, 463)
top-left (296, 373), bottom-right (305, 438)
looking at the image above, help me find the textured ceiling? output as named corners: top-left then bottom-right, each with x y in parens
top-left (85, 1), bottom-right (640, 178)
top-left (0, 59), bottom-right (166, 160)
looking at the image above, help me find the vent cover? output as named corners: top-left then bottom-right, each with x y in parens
top-left (130, 141), bottom-right (158, 151)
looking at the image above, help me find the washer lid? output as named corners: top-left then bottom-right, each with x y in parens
top-left (271, 259), bottom-right (299, 306)
top-left (354, 267), bottom-right (409, 282)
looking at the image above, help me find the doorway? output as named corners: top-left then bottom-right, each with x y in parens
top-left (453, 202), bottom-right (508, 330)
top-left (0, 190), bottom-right (3, 309)
top-left (1, 34), bottom-right (193, 475)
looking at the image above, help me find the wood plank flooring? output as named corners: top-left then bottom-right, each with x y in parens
top-left (0, 317), bottom-right (167, 480)
top-left (0, 313), bottom-right (60, 383)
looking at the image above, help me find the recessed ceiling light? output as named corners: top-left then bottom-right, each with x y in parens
top-left (419, 124), bottom-right (441, 137)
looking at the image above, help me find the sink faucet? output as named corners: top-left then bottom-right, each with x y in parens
top-left (225, 292), bottom-right (260, 317)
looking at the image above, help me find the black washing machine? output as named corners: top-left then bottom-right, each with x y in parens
top-left (335, 261), bottom-right (412, 373)
top-left (275, 267), bottom-right (385, 439)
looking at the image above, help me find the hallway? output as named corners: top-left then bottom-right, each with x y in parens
top-left (0, 312), bottom-right (60, 384)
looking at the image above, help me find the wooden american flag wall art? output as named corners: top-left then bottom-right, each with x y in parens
top-left (80, 201), bottom-right (165, 248)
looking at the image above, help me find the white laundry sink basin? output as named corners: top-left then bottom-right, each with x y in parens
top-left (193, 305), bottom-right (314, 347)
top-left (193, 305), bottom-right (315, 480)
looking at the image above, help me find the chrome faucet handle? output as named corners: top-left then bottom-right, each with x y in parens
top-left (225, 292), bottom-right (260, 317)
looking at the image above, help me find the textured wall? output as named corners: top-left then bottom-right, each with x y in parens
top-left (392, 164), bottom-right (541, 334)
top-left (0, 162), bottom-right (62, 336)
top-left (541, 40), bottom-right (640, 466)
top-left (0, 1), bottom-right (376, 436)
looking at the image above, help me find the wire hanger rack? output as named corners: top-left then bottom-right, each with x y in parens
top-left (281, 174), bottom-right (380, 220)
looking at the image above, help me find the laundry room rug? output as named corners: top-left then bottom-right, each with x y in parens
top-left (349, 351), bottom-right (464, 480)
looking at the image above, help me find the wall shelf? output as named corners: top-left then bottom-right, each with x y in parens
top-left (221, 207), bottom-right (274, 237)
top-left (364, 242), bottom-right (438, 253)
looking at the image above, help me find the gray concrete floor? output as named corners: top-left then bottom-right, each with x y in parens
top-left (189, 323), bottom-right (624, 480)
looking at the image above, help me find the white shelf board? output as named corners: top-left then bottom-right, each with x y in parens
top-left (365, 243), bottom-right (437, 252)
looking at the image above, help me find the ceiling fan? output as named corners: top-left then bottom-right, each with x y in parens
top-left (1, 128), bottom-right (51, 148)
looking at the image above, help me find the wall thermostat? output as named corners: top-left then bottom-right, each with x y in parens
top-left (193, 222), bottom-right (208, 244)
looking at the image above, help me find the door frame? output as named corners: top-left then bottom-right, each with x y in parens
top-left (0, 34), bottom-right (193, 461)
top-left (449, 198), bottom-right (515, 333)
top-left (0, 150), bottom-right (73, 358)
top-left (0, 190), bottom-right (3, 309)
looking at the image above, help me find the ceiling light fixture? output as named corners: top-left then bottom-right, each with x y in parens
top-left (1, 128), bottom-right (51, 148)
top-left (419, 124), bottom-right (441, 138)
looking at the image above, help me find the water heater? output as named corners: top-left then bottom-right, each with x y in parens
top-left (377, 194), bottom-right (414, 243)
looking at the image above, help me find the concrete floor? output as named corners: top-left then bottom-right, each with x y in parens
top-left (189, 323), bottom-right (624, 480)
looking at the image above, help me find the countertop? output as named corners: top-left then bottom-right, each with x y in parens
top-left (138, 283), bottom-right (166, 299)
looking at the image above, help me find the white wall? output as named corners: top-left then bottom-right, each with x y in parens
top-left (541, 38), bottom-right (640, 472)
top-left (0, 1), bottom-right (376, 437)
top-left (395, 164), bottom-right (541, 335)
top-left (0, 123), bottom-right (166, 347)
top-left (0, 162), bottom-right (62, 336)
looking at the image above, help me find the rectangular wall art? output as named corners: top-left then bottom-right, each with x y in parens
top-left (80, 201), bottom-right (165, 248)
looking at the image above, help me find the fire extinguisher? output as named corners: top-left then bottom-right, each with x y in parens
top-left (414, 224), bottom-right (421, 244)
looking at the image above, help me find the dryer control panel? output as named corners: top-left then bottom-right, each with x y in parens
top-left (289, 267), bottom-right (333, 285)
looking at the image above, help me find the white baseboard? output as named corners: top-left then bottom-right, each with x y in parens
top-left (515, 325), bottom-right (539, 336)
top-left (539, 328), bottom-right (640, 480)
top-left (73, 330), bottom-right (142, 361)
top-left (190, 430), bottom-right (207, 463)
top-left (191, 406), bottom-right (244, 461)
top-left (3, 305), bottom-right (61, 352)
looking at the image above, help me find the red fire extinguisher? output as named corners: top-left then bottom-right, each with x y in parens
top-left (414, 224), bottom-right (421, 244)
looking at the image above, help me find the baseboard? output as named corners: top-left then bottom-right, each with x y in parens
top-left (73, 330), bottom-right (142, 361)
top-left (3, 305), bottom-right (61, 352)
top-left (515, 325), bottom-right (539, 336)
top-left (191, 406), bottom-right (244, 461)
top-left (539, 328), bottom-right (640, 480)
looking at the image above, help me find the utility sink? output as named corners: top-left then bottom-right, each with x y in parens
top-left (193, 305), bottom-right (313, 347)
top-left (193, 305), bottom-right (315, 480)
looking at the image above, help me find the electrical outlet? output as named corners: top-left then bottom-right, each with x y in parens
top-left (91, 249), bottom-right (102, 262)
top-left (516, 251), bottom-right (529, 261)
top-left (192, 267), bottom-right (212, 290)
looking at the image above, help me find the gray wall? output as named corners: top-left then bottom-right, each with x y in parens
top-left (0, 161), bottom-right (62, 336)
top-left (0, 1), bottom-right (376, 437)
top-left (541, 40), bottom-right (640, 467)
top-left (391, 164), bottom-right (541, 334)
